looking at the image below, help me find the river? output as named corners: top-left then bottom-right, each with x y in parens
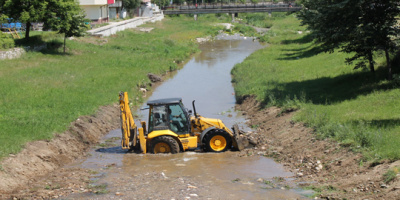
top-left (66, 34), bottom-right (311, 199)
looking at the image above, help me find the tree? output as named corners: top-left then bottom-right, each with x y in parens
top-left (0, 0), bottom-right (7, 21)
top-left (122, 0), bottom-right (141, 10)
top-left (250, 0), bottom-right (259, 4)
top-left (153, 0), bottom-right (165, 7)
top-left (3, 0), bottom-right (47, 39)
top-left (0, 14), bottom-right (8, 23)
top-left (298, 0), bottom-right (399, 79)
top-left (152, 0), bottom-right (170, 8)
top-left (44, 0), bottom-right (88, 53)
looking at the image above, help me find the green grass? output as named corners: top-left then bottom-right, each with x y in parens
top-left (232, 13), bottom-right (400, 161)
top-left (263, 180), bottom-right (274, 186)
top-left (44, 184), bottom-right (61, 190)
top-left (0, 15), bottom-right (229, 159)
top-left (302, 185), bottom-right (338, 198)
top-left (88, 183), bottom-right (109, 194)
top-left (383, 167), bottom-right (399, 184)
top-left (239, 13), bottom-right (286, 29)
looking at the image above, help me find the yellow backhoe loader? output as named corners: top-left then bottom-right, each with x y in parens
top-left (119, 92), bottom-right (245, 154)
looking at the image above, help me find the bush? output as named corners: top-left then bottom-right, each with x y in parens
top-left (0, 32), bottom-right (15, 49)
top-left (243, 13), bottom-right (273, 28)
top-left (233, 24), bottom-right (257, 36)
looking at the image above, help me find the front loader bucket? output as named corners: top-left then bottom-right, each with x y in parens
top-left (231, 124), bottom-right (246, 151)
top-left (138, 127), bottom-right (147, 154)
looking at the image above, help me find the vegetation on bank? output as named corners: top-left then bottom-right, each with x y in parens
top-left (232, 13), bottom-right (400, 161)
top-left (0, 31), bottom-right (14, 49)
top-left (0, 15), bottom-right (227, 159)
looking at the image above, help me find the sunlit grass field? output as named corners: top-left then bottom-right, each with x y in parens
top-left (232, 13), bottom-right (400, 161)
top-left (0, 15), bottom-right (227, 159)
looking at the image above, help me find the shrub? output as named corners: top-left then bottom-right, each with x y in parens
top-left (0, 32), bottom-right (15, 49)
top-left (233, 24), bottom-right (257, 36)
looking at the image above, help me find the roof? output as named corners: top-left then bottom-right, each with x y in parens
top-left (147, 98), bottom-right (182, 106)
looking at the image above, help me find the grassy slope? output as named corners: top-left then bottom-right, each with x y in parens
top-left (0, 15), bottom-right (226, 159)
top-left (232, 13), bottom-right (400, 160)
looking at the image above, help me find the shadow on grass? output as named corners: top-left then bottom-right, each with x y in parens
top-left (281, 34), bottom-right (315, 45)
top-left (261, 66), bottom-right (393, 106)
top-left (279, 45), bottom-right (326, 60)
top-left (14, 35), bottom-right (69, 56)
top-left (350, 119), bottom-right (400, 129)
top-left (279, 34), bottom-right (329, 60)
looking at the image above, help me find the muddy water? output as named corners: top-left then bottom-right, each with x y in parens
top-left (136, 34), bottom-right (262, 129)
top-left (67, 35), bottom-right (311, 199)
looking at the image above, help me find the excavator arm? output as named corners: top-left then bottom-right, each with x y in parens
top-left (119, 92), bottom-right (137, 149)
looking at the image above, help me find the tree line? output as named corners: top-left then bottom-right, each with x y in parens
top-left (0, 0), bottom-right (89, 53)
top-left (0, 0), bottom-right (89, 39)
top-left (298, 0), bottom-right (399, 80)
top-left (0, 0), bottom-right (142, 52)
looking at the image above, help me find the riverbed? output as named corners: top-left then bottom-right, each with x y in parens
top-left (64, 34), bottom-right (311, 199)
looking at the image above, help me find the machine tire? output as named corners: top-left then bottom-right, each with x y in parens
top-left (150, 136), bottom-right (180, 154)
top-left (203, 129), bottom-right (232, 152)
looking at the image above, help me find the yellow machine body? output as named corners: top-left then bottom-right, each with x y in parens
top-left (119, 92), bottom-right (243, 154)
top-left (147, 130), bottom-right (198, 150)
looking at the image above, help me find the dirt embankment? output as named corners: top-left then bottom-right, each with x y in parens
top-left (237, 97), bottom-right (400, 199)
top-left (0, 71), bottom-right (167, 199)
top-left (0, 105), bottom-right (120, 196)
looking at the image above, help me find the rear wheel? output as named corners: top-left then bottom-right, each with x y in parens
top-left (151, 136), bottom-right (180, 154)
top-left (204, 129), bottom-right (232, 152)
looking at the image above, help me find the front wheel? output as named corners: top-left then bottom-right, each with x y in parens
top-left (204, 129), bottom-right (232, 152)
top-left (150, 136), bottom-right (180, 154)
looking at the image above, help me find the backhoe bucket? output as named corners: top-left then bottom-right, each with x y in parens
top-left (119, 92), bottom-right (137, 149)
top-left (231, 124), bottom-right (246, 151)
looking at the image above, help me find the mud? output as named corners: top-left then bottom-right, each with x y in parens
top-left (0, 105), bottom-right (120, 198)
top-left (66, 134), bottom-right (309, 199)
top-left (236, 97), bottom-right (400, 199)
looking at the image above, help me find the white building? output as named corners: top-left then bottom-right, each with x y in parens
top-left (79, 0), bottom-right (116, 23)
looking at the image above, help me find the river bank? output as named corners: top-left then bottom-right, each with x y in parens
top-left (231, 13), bottom-right (400, 199)
top-left (237, 97), bottom-right (400, 199)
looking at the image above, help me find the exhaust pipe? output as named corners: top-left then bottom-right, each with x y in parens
top-left (192, 100), bottom-right (197, 118)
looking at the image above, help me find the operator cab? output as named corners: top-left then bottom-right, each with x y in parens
top-left (147, 98), bottom-right (190, 135)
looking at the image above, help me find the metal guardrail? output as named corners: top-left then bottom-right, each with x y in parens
top-left (163, 3), bottom-right (302, 14)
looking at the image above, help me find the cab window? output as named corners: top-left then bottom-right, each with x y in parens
top-left (149, 105), bottom-right (168, 132)
top-left (168, 104), bottom-right (189, 134)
